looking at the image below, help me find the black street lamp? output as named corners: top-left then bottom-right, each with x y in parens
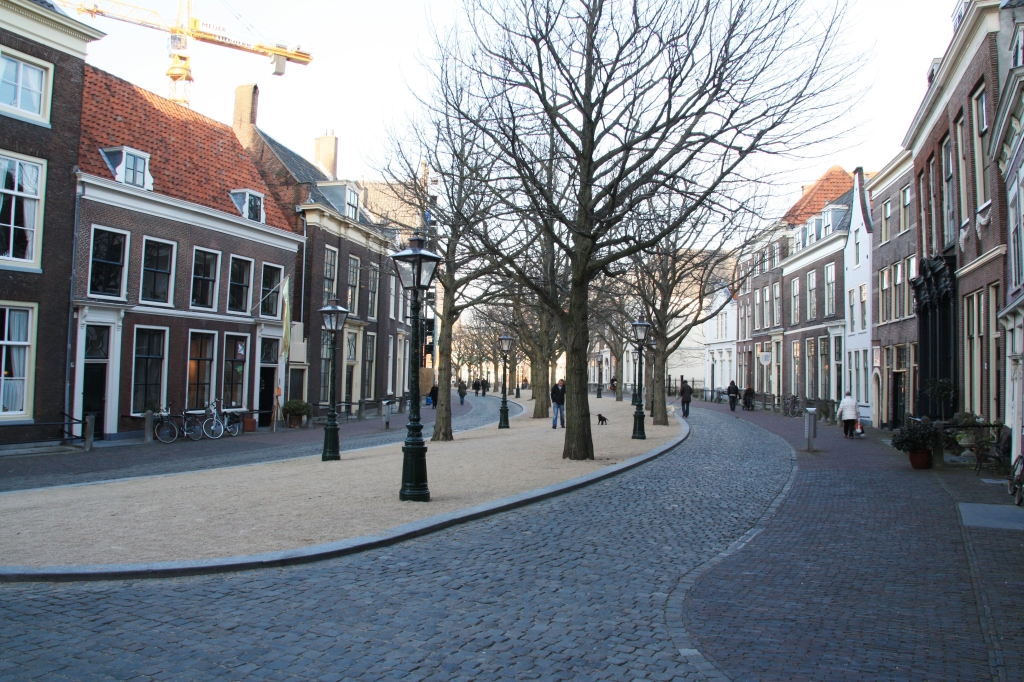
top-left (498, 334), bottom-right (513, 428)
top-left (514, 361), bottom-right (521, 399)
top-left (319, 299), bottom-right (350, 461)
top-left (596, 353), bottom-right (603, 399)
top-left (392, 231), bottom-right (442, 501)
top-left (631, 349), bottom-right (639, 404)
top-left (631, 317), bottom-right (650, 440)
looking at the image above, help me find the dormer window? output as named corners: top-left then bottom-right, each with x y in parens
top-left (346, 188), bottom-right (359, 220)
top-left (229, 190), bottom-right (266, 224)
top-left (100, 147), bottom-right (154, 190)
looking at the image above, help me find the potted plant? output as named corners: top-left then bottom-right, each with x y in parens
top-left (891, 418), bottom-right (939, 469)
top-left (924, 378), bottom-right (955, 421)
top-left (281, 400), bottom-right (311, 428)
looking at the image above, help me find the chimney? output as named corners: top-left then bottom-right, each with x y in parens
top-left (233, 84), bottom-right (259, 133)
top-left (315, 131), bottom-right (338, 180)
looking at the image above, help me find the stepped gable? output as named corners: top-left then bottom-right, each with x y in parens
top-left (783, 165), bottom-right (853, 226)
top-left (78, 65), bottom-right (292, 232)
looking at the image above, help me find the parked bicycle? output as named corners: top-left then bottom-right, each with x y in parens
top-left (202, 398), bottom-right (241, 439)
top-left (784, 394), bottom-right (802, 418)
top-left (153, 402), bottom-right (203, 443)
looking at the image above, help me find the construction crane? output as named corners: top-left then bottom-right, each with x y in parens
top-left (56, 0), bottom-right (312, 106)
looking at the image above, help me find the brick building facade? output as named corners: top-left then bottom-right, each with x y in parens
top-left (0, 0), bottom-right (102, 444)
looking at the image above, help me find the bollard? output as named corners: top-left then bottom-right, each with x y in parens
top-left (144, 410), bottom-right (154, 443)
top-left (398, 396), bottom-right (406, 414)
top-left (804, 407), bottom-right (818, 452)
top-left (84, 414), bottom-right (94, 451)
top-left (382, 401), bottom-right (392, 430)
top-left (358, 399), bottom-right (365, 421)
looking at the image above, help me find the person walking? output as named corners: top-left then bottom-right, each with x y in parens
top-left (727, 380), bottom-right (740, 411)
top-left (742, 385), bottom-right (755, 410)
top-left (428, 384), bottom-right (439, 410)
top-left (473, 379), bottom-right (480, 396)
top-left (481, 378), bottom-right (489, 397)
top-left (839, 391), bottom-right (859, 438)
top-left (551, 379), bottom-right (566, 429)
top-left (457, 380), bottom-right (467, 406)
top-left (680, 379), bottom-right (693, 418)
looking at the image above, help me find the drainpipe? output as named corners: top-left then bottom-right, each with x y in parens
top-left (65, 175), bottom-right (83, 434)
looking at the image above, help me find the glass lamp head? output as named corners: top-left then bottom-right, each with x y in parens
top-left (632, 316), bottom-right (651, 343)
top-left (498, 334), bottom-right (514, 354)
top-left (319, 299), bottom-right (350, 331)
top-left (391, 230), bottom-right (443, 291)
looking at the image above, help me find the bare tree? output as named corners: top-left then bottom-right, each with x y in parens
top-left (432, 0), bottom-right (848, 458)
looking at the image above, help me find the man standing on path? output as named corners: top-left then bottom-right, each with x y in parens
top-left (839, 391), bottom-right (859, 438)
top-left (473, 379), bottom-right (480, 396)
top-left (680, 379), bottom-right (693, 418)
top-left (481, 378), bottom-right (489, 397)
top-left (458, 380), bottom-right (468, 405)
top-left (551, 379), bottom-right (566, 429)
top-left (727, 380), bottom-right (740, 411)
top-left (428, 384), bottom-right (439, 410)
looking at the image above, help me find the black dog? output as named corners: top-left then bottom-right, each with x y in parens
top-left (597, 414), bottom-right (608, 425)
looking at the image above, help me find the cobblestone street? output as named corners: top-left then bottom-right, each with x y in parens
top-left (1, 406), bottom-right (1021, 680)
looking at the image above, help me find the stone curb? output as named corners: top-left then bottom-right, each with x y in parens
top-left (0, 416), bottom-right (689, 583)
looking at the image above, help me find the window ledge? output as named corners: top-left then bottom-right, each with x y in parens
top-left (0, 107), bottom-right (50, 128)
top-left (0, 417), bottom-right (32, 425)
top-left (139, 300), bottom-right (174, 308)
top-left (189, 305), bottom-right (217, 313)
top-left (977, 200), bottom-right (993, 214)
top-left (0, 262), bottom-right (42, 274)
top-left (88, 293), bottom-right (128, 303)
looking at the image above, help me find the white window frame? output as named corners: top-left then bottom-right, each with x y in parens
top-left (226, 255), bottom-right (254, 316)
top-left (229, 189), bottom-right (267, 224)
top-left (364, 331), bottom-right (377, 400)
top-left (0, 47), bottom-right (52, 126)
top-left (0, 150), bottom-right (46, 271)
top-left (390, 275), bottom-right (397, 320)
top-left (859, 283), bottom-right (868, 331)
top-left (0, 301), bottom-right (37, 420)
top-left (347, 255), bottom-right (360, 317)
top-left (221, 333), bottom-right (251, 412)
top-left (806, 271), bottom-right (817, 320)
top-left (791, 277), bottom-right (799, 325)
top-left (824, 263), bottom-right (835, 316)
top-left (753, 289), bottom-right (760, 330)
top-left (772, 282), bottom-right (781, 325)
top-left (186, 329), bottom-right (218, 412)
top-left (900, 185), bottom-right (911, 233)
top-left (403, 339), bottom-right (410, 391)
top-left (100, 146), bottom-right (154, 191)
top-left (259, 261), bottom-right (285, 320)
top-left (881, 200), bottom-right (891, 243)
top-left (129, 324), bottom-right (169, 416)
top-left (323, 245), bottom-right (339, 306)
top-left (189, 247), bottom-right (221, 312)
top-left (367, 264), bottom-right (379, 320)
top-left (853, 229), bottom-right (861, 266)
top-left (87, 225), bottom-right (131, 302)
top-left (973, 86), bottom-right (991, 212)
top-left (387, 334), bottom-right (395, 394)
top-left (346, 187), bottom-right (359, 220)
top-left (138, 237), bottom-right (177, 307)
top-left (762, 285), bottom-right (770, 328)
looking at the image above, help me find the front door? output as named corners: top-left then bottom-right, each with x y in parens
top-left (259, 367), bottom-right (276, 427)
top-left (892, 372), bottom-right (905, 429)
top-left (82, 364), bottom-right (107, 439)
top-left (345, 364), bottom-right (355, 414)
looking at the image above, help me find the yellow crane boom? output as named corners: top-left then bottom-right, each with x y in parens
top-left (55, 0), bottom-right (311, 106)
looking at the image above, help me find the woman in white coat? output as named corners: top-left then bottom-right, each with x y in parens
top-left (838, 391), bottom-right (859, 438)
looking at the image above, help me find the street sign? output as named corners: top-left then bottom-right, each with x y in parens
top-left (759, 352), bottom-right (772, 366)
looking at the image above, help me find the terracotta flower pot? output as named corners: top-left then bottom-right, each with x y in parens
top-left (908, 449), bottom-right (932, 469)
top-left (288, 414), bottom-right (301, 428)
top-left (243, 417), bottom-right (257, 432)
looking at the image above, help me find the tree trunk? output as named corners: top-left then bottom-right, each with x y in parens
top-left (652, 350), bottom-right (668, 426)
top-left (562, 278), bottom-right (593, 460)
top-left (645, 350), bottom-right (653, 412)
top-left (431, 292), bottom-right (456, 441)
top-left (532, 356), bottom-right (550, 417)
top-left (615, 349), bottom-right (624, 401)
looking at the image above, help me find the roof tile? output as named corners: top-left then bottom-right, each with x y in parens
top-left (783, 165), bottom-right (853, 226)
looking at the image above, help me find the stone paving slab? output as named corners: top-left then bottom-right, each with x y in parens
top-left (0, 407), bottom-right (795, 680)
top-left (960, 502), bottom-right (1024, 530)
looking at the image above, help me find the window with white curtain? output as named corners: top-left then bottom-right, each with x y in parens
top-left (0, 154), bottom-right (41, 263)
top-left (0, 306), bottom-right (29, 413)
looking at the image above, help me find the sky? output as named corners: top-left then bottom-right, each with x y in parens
top-left (75, 0), bottom-right (956, 205)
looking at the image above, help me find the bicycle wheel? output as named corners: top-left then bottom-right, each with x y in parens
top-left (154, 419), bottom-right (178, 444)
top-left (204, 417), bottom-right (225, 439)
top-left (1016, 483), bottom-right (1023, 506)
top-left (185, 415), bottom-right (204, 440)
top-left (225, 414), bottom-right (242, 437)
top-left (1009, 457), bottom-right (1023, 495)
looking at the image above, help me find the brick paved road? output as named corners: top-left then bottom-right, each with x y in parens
top-left (683, 402), bottom-right (1023, 681)
top-left (0, 393), bottom-right (519, 493)
top-left (0, 408), bottom-right (794, 681)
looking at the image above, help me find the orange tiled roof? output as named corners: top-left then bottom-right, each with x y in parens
top-left (79, 65), bottom-right (293, 233)
top-left (782, 165), bottom-right (853, 226)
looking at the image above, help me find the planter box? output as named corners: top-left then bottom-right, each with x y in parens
top-left (908, 449), bottom-right (932, 469)
top-left (287, 415), bottom-right (302, 428)
top-left (242, 417), bottom-right (257, 433)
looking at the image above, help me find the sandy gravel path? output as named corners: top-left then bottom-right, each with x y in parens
top-left (0, 394), bottom-right (679, 566)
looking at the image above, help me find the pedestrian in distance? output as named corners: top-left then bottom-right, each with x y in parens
top-left (428, 384), bottom-right (439, 410)
top-left (551, 379), bottom-right (566, 429)
top-left (839, 391), bottom-right (859, 438)
top-left (742, 385), bottom-right (755, 411)
top-left (457, 380), bottom-right (468, 406)
top-left (473, 379), bottom-right (480, 396)
top-left (680, 379), bottom-right (693, 418)
top-left (609, 377), bottom-right (617, 393)
top-left (727, 380), bottom-right (740, 411)
top-left (481, 378), bottom-right (489, 396)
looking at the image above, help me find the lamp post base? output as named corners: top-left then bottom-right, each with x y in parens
top-left (596, 384), bottom-right (602, 399)
top-left (322, 420), bottom-right (340, 460)
top-left (632, 408), bottom-right (646, 440)
top-left (399, 441), bottom-right (430, 501)
top-left (498, 403), bottom-right (510, 429)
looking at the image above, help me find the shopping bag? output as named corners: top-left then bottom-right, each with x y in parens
top-left (425, 396), bottom-right (432, 405)
top-left (854, 420), bottom-right (863, 436)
